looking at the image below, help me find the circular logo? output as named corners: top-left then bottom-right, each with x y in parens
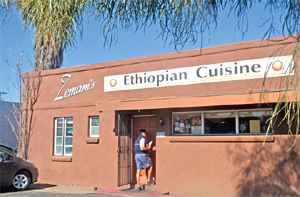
top-left (110, 79), bottom-right (117, 87)
top-left (272, 61), bottom-right (283, 71)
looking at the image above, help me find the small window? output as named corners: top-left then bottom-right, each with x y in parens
top-left (238, 110), bottom-right (273, 134)
top-left (89, 116), bottom-right (99, 137)
top-left (54, 118), bottom-right (73, 156)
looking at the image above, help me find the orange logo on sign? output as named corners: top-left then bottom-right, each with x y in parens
top-left (272, 61), bottom-right (283, 71)
top-left (110, 79), bottom-right (117, 87)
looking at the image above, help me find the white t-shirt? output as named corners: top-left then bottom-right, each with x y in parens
top-left (140, 138), bottom-right (145, 147)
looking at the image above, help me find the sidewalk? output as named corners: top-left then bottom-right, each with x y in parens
top-left (0, 183), bottom-right (123, 197)
top-left (29, 183), bottom-right (95, 194)
top-left (1, 183), bottom-right (172, 197)
top-left (94, 186), bottom-right (170, 197)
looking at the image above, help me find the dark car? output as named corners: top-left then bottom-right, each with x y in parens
top-left (0, 150), bottom-right (38, 190)
top-left (0, 144), bottom-right (18, 156)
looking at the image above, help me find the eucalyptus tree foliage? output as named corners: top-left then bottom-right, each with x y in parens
top-left (0, 0), bottom-right (11, 8)
top-left (0, 0), bottom-right (12, 16)
top-left (6, 0), bottom-right (300, 149)
top-left (17, 0), bottom-right (89, 71)
top-left (16, 0), bottom-right (220, 71)
top-left (92, 0), bottom-right (221, 48)
top-left (16, 0), bottom-right (299, 68)
top-left (0, 0), bottom-right (10, 8)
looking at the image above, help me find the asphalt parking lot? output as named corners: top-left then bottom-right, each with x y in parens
top-left (0, 183), bottom-right (124, 197)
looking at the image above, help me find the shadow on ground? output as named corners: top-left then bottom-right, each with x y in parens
top-left (0, 183), bottom-right (56, 194)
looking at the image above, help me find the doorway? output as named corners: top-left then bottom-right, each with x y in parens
top-left (132, 116), bottom-right (156, 184)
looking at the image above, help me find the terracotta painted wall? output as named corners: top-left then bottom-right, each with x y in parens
top-left (155, 135), bottom-right (299, 196)
top-left (28, 108), bottom-right (118, 188)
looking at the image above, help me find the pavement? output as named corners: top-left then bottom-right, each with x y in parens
top-left (0, 183), bottom-right (171, 197)
top-left (0, 183), bottom-right (123, 197)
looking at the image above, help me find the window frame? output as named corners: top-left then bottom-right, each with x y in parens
top-left (89, 116), bottom-right (99, 137)
top-left (54, 117), bottom-right (73, 156)
top-left (172, 108), bottom-right (273, 136)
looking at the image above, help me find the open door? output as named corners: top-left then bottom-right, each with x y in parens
top-left (117, 114), bottom-right (132, 186)
top-left (132, 116), bottom-right (156, 184)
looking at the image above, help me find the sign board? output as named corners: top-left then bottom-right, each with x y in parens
top-left (55, 74), bottom-right (96, 101)
top-left (104, 56), bottom-right (294, 92)
top-left (156, 132), bottom-right (166, 138)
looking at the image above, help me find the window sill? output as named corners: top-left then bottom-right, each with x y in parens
top-left (51, 156), bottom-right (72, 162)
top-left (85, 137), bottom-right (99, 144)
top-left (169, 135), bottom-right (275, 143)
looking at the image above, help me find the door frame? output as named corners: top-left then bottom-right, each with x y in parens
top-left (130, 115), bottom-right (156, 183)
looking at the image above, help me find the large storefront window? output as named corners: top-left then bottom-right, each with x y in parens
top-left (172, 109), bottom-right (273, 135)
top-left (54, 118), bottom-right (73, 156)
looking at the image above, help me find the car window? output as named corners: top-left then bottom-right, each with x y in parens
top-left (0, 150), bottom-right (8, 162)
top-left (0, 145), bottom-right (17, 156)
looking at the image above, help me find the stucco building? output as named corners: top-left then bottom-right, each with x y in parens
top-left (25, 36), bottom-right (299, 196)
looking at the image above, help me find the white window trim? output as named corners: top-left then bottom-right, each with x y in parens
top-left (54, 118), bottom-right (62, 156)
top-left (172, 108), bottom-right (273, 135)
top-left (54, 117), bottom-right (73, 156)
top-left (89, 116), bottom-right (99, 137)
top-left (64, 118), bottom-right (73, 156)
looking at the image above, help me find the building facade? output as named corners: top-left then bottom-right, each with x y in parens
top-left (26, 37), bottom-right (299, 196)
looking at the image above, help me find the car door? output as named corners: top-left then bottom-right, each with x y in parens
top-left (0, 151), bottom-right (16, 185)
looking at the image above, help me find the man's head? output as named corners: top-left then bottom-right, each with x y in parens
top-left (140, 129), bottom-right (147, 137)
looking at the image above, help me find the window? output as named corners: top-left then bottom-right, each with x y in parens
top-left (204, 111), bottom-right (236, 134)
top-left (172, 109), bottom-right (273, 135)
top-left (54, 118), bottom-right (73, 156)
top-left (173, 113), bottom-right (202, 135)
top-left (89, 116), bottom-right (99, 137)
top-left (238, 109), bottom-right (273, 134)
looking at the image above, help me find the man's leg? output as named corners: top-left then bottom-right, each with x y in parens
top-left (145, 156), bottom-right (155, 185)
top-left (147, 165), bottom-right (153, 182)
top-left (136, 169), bottom-right (141, 188)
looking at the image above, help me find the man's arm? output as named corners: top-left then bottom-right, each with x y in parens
top-left (140, 138), bottom-right (152, 151)
top-left (140, 145), bottom-right (152, 151)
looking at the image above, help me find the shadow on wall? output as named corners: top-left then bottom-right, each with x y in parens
top-left (226, 136), bottom-right (300, 196)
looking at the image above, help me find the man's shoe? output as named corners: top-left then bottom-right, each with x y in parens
top-left (147, 180), bottom-right (156, 186)
top-left (137, 187), bottom-right (142, 191)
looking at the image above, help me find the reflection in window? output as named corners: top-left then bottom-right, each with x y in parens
top-left (238, 110), bottom-right (273, 134)
top-left (204, 112), bottom-right (236, 134)
top-left (54, 118), bottom-right (73, 156)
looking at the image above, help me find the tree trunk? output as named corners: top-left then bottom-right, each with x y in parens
top-left (34, 41), bottom-right (63, 71)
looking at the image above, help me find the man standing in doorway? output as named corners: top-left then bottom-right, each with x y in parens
top-left (134, 129), bottom-right (156, 191)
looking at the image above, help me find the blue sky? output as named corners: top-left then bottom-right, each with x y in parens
top-left (0, 3), bottom-right (284, 102)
